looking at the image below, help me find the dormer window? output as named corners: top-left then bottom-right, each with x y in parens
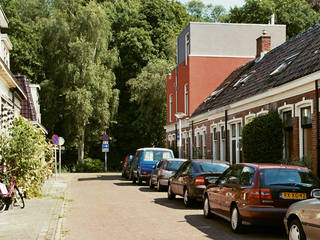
top-left (233, 70), bottom-right (256, 88)
top-left (270, 52), bottom-right (299, 76)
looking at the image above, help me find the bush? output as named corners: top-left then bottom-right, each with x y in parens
top-left (242, 111), bottom-right (283, 163)
top-left (75, 158), bottom-right (104, 172)
top-left (0, 117), bottom-right (54, 198)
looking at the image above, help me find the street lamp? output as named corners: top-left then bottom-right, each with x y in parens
top-left (175, 112), bottom-right (186, 158)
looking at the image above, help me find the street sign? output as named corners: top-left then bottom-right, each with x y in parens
top-left (52, 134), bottom-right (59, 145)
top-left (102, 143), bottom-right (109, 152)
top-left (102, 134), bottom-right (109, 141)
top-left (59, 137), bottom-right (65, 146)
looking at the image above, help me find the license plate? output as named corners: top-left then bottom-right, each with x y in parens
top-left (280, 192), bottom-right (307, 200)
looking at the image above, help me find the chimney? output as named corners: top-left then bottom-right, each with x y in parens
top-left (256, 30), bottom-right (271, 59)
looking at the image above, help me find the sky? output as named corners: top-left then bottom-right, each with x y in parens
top-left (179, 0), bottom-right (245, 11)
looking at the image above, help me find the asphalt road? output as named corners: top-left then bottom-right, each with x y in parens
top-left (62, 173), bottom-right (286, 240)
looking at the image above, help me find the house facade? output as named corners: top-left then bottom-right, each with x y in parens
top-left (0, 7), bottom-right (26, 134)
top-left (165, 23), bottom-right (320, 177)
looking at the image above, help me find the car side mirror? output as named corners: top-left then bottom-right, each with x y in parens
top-left (311, 189), bottom-right (320, 199)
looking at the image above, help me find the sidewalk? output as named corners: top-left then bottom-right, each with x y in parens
top-left (0, 174), bottom-right (69, 240)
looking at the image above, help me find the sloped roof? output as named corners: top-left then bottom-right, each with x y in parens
top-left (192, 24), bottom-right (320, 117)
top-left (15, 75), bottom-right (37, 121)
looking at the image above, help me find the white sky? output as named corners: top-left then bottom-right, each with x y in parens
top-left (179, 0), bottom-right (245, 11)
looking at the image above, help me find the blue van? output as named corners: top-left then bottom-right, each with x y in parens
top-left (132, 148), bottom-right (174, 185)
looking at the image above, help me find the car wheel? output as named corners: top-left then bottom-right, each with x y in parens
top-left (157, 179), bottom-right (164, 192)
top-left (167, 184), bottom-right (175, 200)
top-left (203, 195), bottom-right (213, 218)
top-left (183, 188), bottom-right (193, 208)
top-left (288, 218), bottom-right (306, 240)
top-left (230, 206), bottom-right (243, 233)
top-left (137, 175), bottom-right (143, 185)
top-left (149, 177), bottom-right (154, 189)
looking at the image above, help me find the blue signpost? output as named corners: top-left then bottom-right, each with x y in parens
top-left (52, 134), bottom-right (59, 179)
top-left (102, 135), bottom-right (110, 172)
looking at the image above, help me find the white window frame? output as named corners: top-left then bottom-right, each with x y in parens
top-left (210, 123), bottom-right (218, 160)
top-left (228, 118), bottom-right (242, 165)
top-left (278, 103), bottom-right (294, 160)
top-left (256, 108), bottom-right (269, 117)
top-left (218, 122), bottom-right (226, 161)
top-left (245, 112), bottom-right (256, 124)
top-left (295, 99), bottom-right (313, 158)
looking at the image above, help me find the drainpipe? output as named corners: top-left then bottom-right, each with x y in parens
top-left (225, 110), bottom-right (228, 162)
top-left (315, 80), bottom-right (320, 177)
top-left (175, 123), bottom-right (178, 156)
top-left (191, 120), bottom-right (194, 160)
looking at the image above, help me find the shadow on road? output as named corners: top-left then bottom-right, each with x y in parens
top-left (138, 186), bottom-right (154, 192)
top-left (184, 214), bottom-right (286, 240)
top-left (78, 175), bottom-right (121, 181)
top-left (113, 182), bottom-right (137, 186)
top-left (153, 197), bottom-right (202, 210)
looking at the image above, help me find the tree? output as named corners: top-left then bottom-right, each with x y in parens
top-left (127, 59), bottom-right (173, 147)
top-left (227, 0), bottom-right (320, 39)
top-left (1, 0), bottom-right (49, 83)
top-left (185, 0), bottom-right (227, 22)
top-left (105, 0), bottom-right (190, 164)
top-left (242, 111), bottom-right (283, 163)
top-left (41, 0), bottom-right (119, 162)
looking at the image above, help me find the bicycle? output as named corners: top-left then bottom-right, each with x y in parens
top-left (0, 166), bottom-right (25, 212)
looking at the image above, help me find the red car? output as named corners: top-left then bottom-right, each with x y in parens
top-left (203, 163), bottom-right (320, 233)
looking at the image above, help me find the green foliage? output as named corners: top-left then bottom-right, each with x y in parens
top-left (1, 0), bottom-right (49, 83)
top-left (0, 117), bottom-right (54, 198)
top-left (227, 0), bottom-right (320, 39)
top-left (281, 155), bottom-right (313, 169)
top-left (75, 158), bottom-right (104, 172)
top-left (242, 111), bottom-right (283, 163)
top-left (185, 0), bottom-right (227, 22)
top-left (40, 0), bottom-right (119, 162)
top-left (127, 59), bottom-right (173, 147)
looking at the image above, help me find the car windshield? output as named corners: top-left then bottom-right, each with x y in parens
top-left (166, 161), bottom-right (185, 171)
top-left (261, 169), bottom-right (320, 187)
top-left (144, 150), bottom-right (173, 161)
top-left (194, 162), bottom-right (229, 173)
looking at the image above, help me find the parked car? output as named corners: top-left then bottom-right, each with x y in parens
top-left (284, 188), bottom-right (320, 240)
top-left (167, 159), bottom-right (229, 207)
top-left (121, 155), bottom-right (133, 179)
top-left (203, 163), bottom-right (320, 233)
top-left (132, 148), bottom-right (174, 185)
top-left (149, 158), bottom-right (187, 191)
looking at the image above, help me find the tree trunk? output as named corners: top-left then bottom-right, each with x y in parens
top-left (78, 125), bottom-right (86, 163)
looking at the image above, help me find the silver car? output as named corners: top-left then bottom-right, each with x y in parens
top-left (284, 189), bottom-right (320, 240)
top-left (149, 158), bottom-right (186, 191)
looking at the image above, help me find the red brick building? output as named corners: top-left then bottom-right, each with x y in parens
top-left (165, 23), bottom-right (320, 177)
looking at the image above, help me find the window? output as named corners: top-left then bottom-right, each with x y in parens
top-left (185, 32), bottom-right (190, 65)
top-left (283, 110), bottom-right (293, 160)
top-left (301, 107), bottom-right (312, 157)
top-left (202, 131), bottom-right (206, 159)
top-left (212, 127), bottom-right (218, 160)
top-left (220, 126), bottom-right (226, 161)
top-left (184, 84), bottom-right (188, 115)
top-left (169, 94), bottom-right (173, 122)
top-left (230, 122), bottom-right (242, 164)
top-left (240, 167), bottom-right (255, 186)
top-left (270, 52), bottom-right (300, 76)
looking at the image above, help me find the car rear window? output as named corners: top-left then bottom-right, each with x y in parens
top-left (194, 162), bottom-right (229, 173)
top-left (166, 161), bottom-right (185, 171)
top-left (144, 150), bottom-right (173, 161)
top-left (260, 168), bottom-right (320, 187)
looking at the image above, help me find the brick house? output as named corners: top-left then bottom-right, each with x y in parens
top-left (0, 7), bottom-right (27, 134)
top-left (165, 24), bottom-right (320, 176)
top-left (165, 22), bottom-right (286, 157)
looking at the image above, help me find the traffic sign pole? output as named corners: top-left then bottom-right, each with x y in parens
top-left (105, 152), bottom-right (107, 172)
top-left (59, 144), bottom-right (61, 175)
top-left (54, 147), bottom-right (57, 180)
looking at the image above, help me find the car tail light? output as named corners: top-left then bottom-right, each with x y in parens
top-left (248, 188), bottom-right (272, 200)
top-left (260, 188), bottom-right (272, 200)
top-left (194, 176), bottom-right (205, 185)
top-left (141, 172), bottom-right (148, 175)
